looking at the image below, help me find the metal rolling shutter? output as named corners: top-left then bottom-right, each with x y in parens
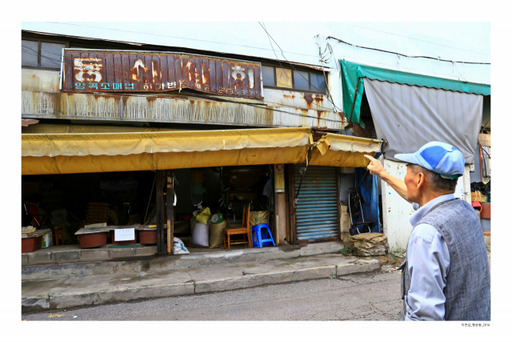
top-left (294, 165), bottom-right (339, 241)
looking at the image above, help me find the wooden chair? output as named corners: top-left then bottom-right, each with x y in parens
top-left (52, 225), bottom-right (65, 246)
top-left (224, 205), bottom-right (253, 250)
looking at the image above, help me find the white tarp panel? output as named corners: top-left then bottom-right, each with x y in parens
top-left (364, 79), bottom-right (483, 164)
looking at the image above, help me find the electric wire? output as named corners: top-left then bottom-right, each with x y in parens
top-left (258, 22), bottom-right (342, 113)
top-left (326, 36), bottom-right (490, 65)
top-left (314, 37), bottom-right (344, 113)
top-left (32, 22), bottom-right (277, 55)
top-left (258, 22), bottom-right (326, 94)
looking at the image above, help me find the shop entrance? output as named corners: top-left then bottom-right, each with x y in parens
top-left (21, 165), bottom-right (274, 252)
top-left (172, 166), bottom-right (273, 248)
top-left (22, 171), bottom-right (155, 246)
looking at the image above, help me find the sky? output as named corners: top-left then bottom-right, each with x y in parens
top-left (20, 21), bottom-right (489, 61)
top-left (20, 21), bottom-right (490, 81)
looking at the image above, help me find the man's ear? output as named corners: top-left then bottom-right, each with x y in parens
top-left (416, 171), bottom-right (426, 189)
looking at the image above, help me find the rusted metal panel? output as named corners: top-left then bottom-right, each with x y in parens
top-left (61, 49), bottom-right (263, 99)
top-left (23, 70), bottom-right (345, 129)
top-left (22, 90), bottom-right (347, 130)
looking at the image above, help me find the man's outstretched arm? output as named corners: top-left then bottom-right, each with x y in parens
top-left (364, 154), bottom-right (410, 202)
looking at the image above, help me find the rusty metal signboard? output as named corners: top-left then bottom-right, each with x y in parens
top-left (61, 49), bottom-right (263, 99)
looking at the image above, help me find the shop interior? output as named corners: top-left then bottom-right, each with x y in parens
top-left (22, 165), bottom-right (274, 251)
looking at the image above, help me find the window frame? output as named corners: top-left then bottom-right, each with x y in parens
top-left (22, 38), bottom-right (68, 70)
top-left (262, 64), bottom-right (327, 94)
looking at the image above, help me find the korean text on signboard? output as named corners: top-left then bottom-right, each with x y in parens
top-left (62, 49), bottom-right (263, 99)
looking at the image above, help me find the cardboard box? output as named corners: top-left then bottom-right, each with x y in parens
top-left (481, 203), bottom-right (491, 219)
top-left (41, 231), bottom-right (53, 248)
top-left (471, 191), bottom-right (486, 203)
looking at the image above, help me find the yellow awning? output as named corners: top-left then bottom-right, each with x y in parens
top-left (309, 133), bottom-right (381, 168)
top-left (22, 127), bottom-right (381, 175)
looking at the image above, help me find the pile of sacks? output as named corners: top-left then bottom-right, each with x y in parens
top-left (190, 208), bottom-right (269, 249)
top-left (191, 207), bottom-right (227, 248)
top-left (349, 232), bottom-right (388, 257)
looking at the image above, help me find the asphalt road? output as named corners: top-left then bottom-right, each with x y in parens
top-left (22, 269), bottom-right (402, 321)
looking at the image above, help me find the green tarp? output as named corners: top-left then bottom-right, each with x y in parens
top-left (340, 60), bottom-right (491, 126)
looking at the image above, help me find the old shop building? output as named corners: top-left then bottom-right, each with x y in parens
top-left (21, 29), bottom-right (381, 261)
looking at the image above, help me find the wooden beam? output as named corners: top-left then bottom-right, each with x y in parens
top-left (155, 170), bottom-right (166, 255)
top-left (287, 164), bottom-right (297, 244)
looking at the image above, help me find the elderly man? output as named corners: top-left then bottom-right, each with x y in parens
top-left (364, 141), bottom-right (490, 321)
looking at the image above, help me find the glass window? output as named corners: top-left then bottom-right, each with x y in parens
top-left (310, 72), bottom-right (326, 93)
top-left (262, 66), bottom-right (275, 87)
top-left (275, 68), bottom-right (292, 88)
top-left (261, 65), bottom-right (327, 94)
top-left (22, 40), bottom-right (38, 67)
top-left (40, 42), bottom-right (65, 68)
top-left (293, 70), bottom-right (309, 91)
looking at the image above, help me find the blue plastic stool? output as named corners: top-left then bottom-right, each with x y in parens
top-left (252, 224), bottom-right (276, 248)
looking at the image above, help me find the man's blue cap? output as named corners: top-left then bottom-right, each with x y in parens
top-left (394, 141), bottom-right (465, 179)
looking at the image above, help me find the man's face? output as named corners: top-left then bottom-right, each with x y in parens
top-left (404, 164), bottom-right (421, 203)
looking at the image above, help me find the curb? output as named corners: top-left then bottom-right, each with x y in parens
top-left (22, 256), bottom-right (380, 312)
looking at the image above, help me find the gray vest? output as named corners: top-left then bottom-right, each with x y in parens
top-left (401, 198), bottom-right (490, 320)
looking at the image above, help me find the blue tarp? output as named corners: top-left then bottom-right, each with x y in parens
top-left (353, 168), bottom-right (381, 233)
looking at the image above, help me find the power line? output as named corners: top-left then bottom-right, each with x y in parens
top-left (258, 22), bottom-right (309, 88)
top-left (258, 22), bottom-right (342, 111)
top-left (314, 38), bottom-right (344, 114)
top-left (326, 36), bottom-right (490, 65)
top-left (42, 22), bottom-right (276, 55)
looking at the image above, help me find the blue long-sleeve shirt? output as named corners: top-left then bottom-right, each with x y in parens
top-left (404, 194), bottom-right (453, 320)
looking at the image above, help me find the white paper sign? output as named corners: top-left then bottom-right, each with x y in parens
top-left (114, 228), bottom-right (135, 241)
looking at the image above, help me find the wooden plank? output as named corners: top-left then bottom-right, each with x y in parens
top-left (22, 228), bottom-right (51, 239)
top-left (288, 164), bottom-right (297, 244)
top-left (275, 214), bottom-right (279, 245)
top-left (75, 224), bottom-right (154, 236)
top-left (166, 170), bottom-right (175, 255)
